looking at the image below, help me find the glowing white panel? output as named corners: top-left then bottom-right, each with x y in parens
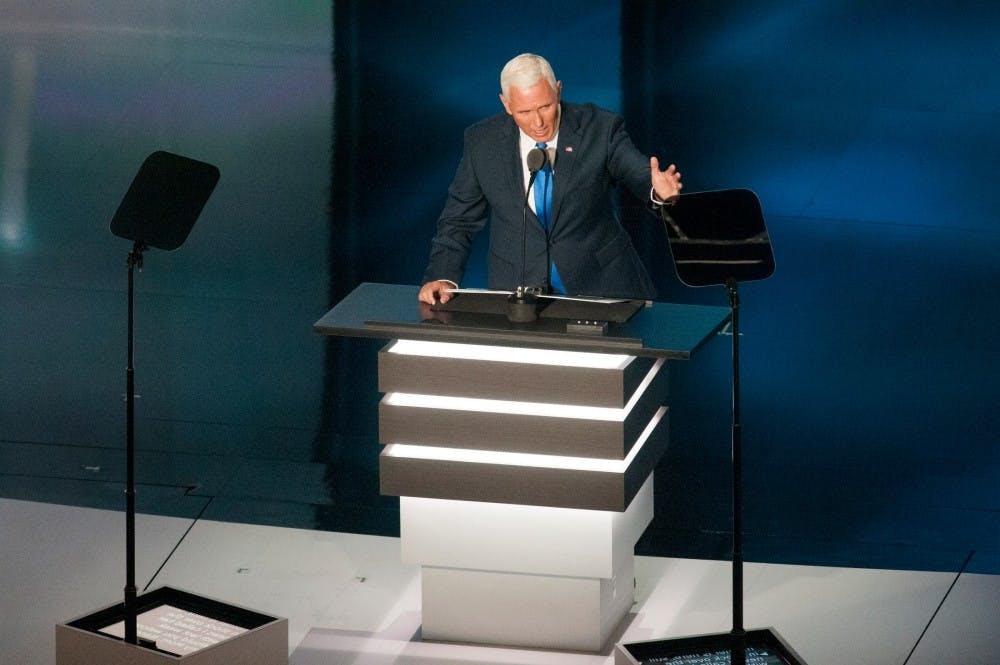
top-left (387, 339), bottom-right (630, 369)
top-left (384, 406), bottom-right (665, 473)
top-left (383, 391), bottom-right (622, 420)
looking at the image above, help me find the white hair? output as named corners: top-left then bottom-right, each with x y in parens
top-left (500, 53), bottom-right (557, 99)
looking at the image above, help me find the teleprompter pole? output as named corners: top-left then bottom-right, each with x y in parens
top-left (123, 241), bottom-right (145, 644)
top-left (728, 277), bottom-right (746, 664)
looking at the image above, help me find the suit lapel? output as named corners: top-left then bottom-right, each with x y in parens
top-left (550, 103), bottom-right (580, 235)
top-left (498, 117), bottom-right (524, 205)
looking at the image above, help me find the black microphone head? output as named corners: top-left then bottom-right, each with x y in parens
top-left (526, 147), bottom-right (547, 173)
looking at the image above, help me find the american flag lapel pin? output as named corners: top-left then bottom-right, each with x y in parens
top-left (565, 146), bottom-right (573, 152)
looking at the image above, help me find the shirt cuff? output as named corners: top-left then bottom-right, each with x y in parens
top-left (650, 187), bottom-right (677, 207)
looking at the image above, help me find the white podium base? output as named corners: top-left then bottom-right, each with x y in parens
top-left (421, 557), bottom-right (634, 652)
top-left (405, 476), bottom-right (654, 651)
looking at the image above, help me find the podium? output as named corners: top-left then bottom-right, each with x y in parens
top-left (314, 283), bottom-right (730, 651)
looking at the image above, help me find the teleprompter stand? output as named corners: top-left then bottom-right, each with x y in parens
top-left (56, 152), bottom-right (287, 664)
top-left (618, 190), bottom-right (806, 665)
top-left (112, 150), bottom-right (219, 647)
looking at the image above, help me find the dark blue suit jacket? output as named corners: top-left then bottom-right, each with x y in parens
top-left (423, 102), bottom-right (657, 299)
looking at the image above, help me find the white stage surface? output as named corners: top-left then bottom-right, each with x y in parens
top-left (2, 498), bottom-right (997, 665)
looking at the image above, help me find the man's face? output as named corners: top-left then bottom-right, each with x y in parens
top-left (500, 80), bottom-right (562, 143)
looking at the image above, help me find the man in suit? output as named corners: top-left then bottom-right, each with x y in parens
top-left (418, 53), bottom-right (682, 305)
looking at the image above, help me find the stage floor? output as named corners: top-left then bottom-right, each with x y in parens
top-left (3, 498), bottom-right (996, 665)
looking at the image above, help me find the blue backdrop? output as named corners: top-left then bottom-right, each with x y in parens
top-left (0, 0), bottom-right (995, 575)
top-left (330, 0), bottom-right (999, 573)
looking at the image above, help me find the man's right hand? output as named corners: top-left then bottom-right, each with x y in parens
top-left (418, 280), bottom-right (455, 305)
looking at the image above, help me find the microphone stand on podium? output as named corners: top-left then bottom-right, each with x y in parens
top-left (617, 189), bottom-right (807, 664)
top-left (507, 146), bottom-right (549, 323)
top-left (54, 151), bottom-right (287, 665)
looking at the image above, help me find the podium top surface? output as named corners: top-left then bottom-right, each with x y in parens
top-left (313, 283), bottom-right (731, 359)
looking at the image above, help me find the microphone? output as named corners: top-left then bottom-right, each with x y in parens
top-left (509, 148), bottom-right (549, 323)
top-left (526, 146), bottom-right (547, 176)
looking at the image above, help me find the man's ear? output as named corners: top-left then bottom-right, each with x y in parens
top-left (499, 92), bottom-right (512, 115)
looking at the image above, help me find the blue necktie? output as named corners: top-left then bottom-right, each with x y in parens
top-left (534, 142), bottom-right (565, 294)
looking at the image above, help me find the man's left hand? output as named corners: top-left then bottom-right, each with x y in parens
top-left (650, 156), bottom-right (682, 203)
